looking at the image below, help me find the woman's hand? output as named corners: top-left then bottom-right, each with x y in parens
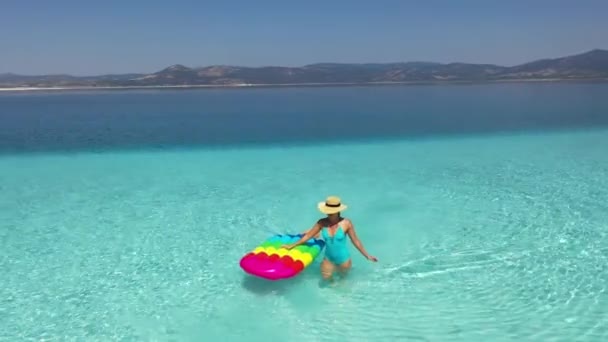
top-left (282, 223), bottom-right (322, 251)
top-left (366, 255), bottom-right (378, 262)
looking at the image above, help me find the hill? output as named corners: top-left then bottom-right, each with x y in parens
top-left (1, 49), bottom-right (607, 89)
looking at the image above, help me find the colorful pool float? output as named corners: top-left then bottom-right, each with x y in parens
top-left (239, 233), bottom-right (325, 280)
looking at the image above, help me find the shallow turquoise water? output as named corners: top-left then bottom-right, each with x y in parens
top-left (1, 128), bottom-right (607, 341)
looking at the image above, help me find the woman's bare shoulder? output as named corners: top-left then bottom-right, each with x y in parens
top-left (316, 218), bottom-right (328, 226)
top-left (341, 218), bottom-right (354, 228)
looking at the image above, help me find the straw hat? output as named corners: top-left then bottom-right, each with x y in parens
top-left (318, 196), bottom-right (348, 215)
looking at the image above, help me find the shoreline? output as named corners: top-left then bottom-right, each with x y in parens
top-left (1, 78), bottom-right (608, 92)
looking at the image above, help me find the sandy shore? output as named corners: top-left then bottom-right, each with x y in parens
top-left (0, 82), bottom-right (428, 92)
top-left (0, 84), bottom-right (241, 92)
top-left (1, 79), bottom-right (607, 93)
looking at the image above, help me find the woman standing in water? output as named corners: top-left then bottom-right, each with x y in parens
top-left (283, 196), bottom-right (378, 281)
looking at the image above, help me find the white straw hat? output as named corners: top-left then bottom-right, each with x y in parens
top-left (317, 196), bottom-right (348, 214)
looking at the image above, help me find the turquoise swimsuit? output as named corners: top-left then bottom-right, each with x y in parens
top-left (321, 225), bottom-right (350, 265)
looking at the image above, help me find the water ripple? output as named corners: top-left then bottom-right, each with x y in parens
top-left (1, 129), bottom-right (608, 341)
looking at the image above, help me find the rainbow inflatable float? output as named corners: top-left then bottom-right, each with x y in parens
top-left (239, 233), bottom-right (325, 280)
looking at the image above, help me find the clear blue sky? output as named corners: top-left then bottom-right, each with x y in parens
top-left (1, 0), bottom-right (606, 75)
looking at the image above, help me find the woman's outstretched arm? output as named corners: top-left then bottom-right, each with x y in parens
top-left (283, 221), bottom-right (323, 250)
top-left (346, 221), bottom-right (378, 262)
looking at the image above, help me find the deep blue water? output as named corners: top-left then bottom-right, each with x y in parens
top-left (1, 83), bottom-right (608, 153)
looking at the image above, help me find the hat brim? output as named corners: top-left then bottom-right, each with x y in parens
top-left (318, 202), bottom-right (347, 214)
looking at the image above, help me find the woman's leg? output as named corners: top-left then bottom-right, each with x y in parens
top-left (337, 259), bottom-right (352, 277)
top-left (320, 258), bottom-right (336, 281)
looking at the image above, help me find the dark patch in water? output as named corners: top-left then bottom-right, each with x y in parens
top-left (1, 84), bottom-right (608, 154)
top-left (240, 275), bottom-right (295, 295)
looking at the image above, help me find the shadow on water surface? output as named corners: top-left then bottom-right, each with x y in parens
top-left (240, 274), bottom-right (297, 295)
top-left (240, 264), bottom-right (335, 295)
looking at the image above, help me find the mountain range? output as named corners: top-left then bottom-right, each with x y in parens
top-left (1, 49), bottom-right (607, 89)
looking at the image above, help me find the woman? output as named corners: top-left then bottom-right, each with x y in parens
top-left (283, 196), bottom-right (378, 281)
